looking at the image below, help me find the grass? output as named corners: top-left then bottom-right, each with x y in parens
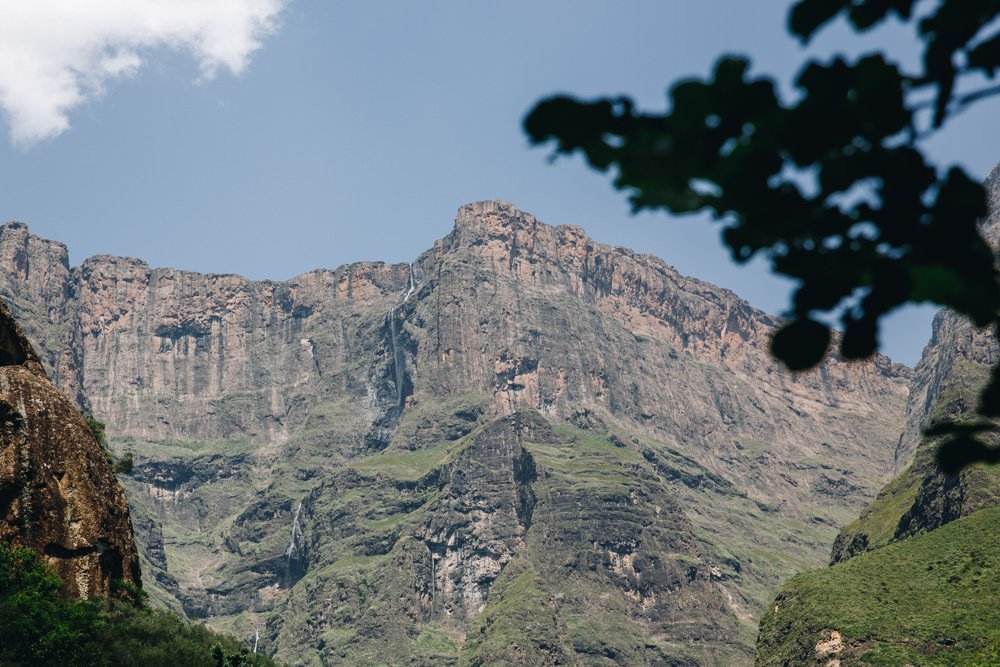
top-left (757, 504), bottom-right (1000, 666)
top-left (526, 419), bottom-right (643, 489)
top-left (414, 625), bottom-right (459, 656)
top-left (352, 441), bottom-right (455, 481)
top-left (735, 439), bottom-right (770, 459)
top-left (835, 463), bottom-right (924, 555)
top-left (460, 566), bottom-right (575, 666)
top-left (109, 434), bottom-right (255, 458)
top-left (366, 512), bottom-right (409, 531)
top-left (288, 399), bottom-right (370, 444)
top-left (388, 391), bottom-right (486, 445)
top-left (835, 427), bottom-right (1000, 562)
top-left (112, 403), bottom-right (898, 667)
top-left (323, 554), bottom-right (387, 573)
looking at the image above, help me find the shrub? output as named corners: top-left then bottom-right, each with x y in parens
top-left (112, 452), bottom-right (134, 475)
top-left (0, 542), bottom-right (104, 666)
top-left (85, 416), bottom-right (107, 447)
top-left (0, 542), bottom-right (281, 667)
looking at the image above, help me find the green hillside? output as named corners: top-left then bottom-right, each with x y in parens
top-left (0, 542), bottom-right (280, 667)
top-left (756, 504), bottom-right (1000, 666)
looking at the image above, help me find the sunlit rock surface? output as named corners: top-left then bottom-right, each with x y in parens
top-left (0, 296), bottom-right (140, 599)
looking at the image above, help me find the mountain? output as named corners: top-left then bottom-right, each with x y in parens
top-left (755, 164), bottom-right (1000, 665)
top-left (0, 202), bottom-right (910, 665)
top-left (0, 295), bottom-right (140, 599)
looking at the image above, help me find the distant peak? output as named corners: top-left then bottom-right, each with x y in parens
top-left (454, 200), bottom-right (537, 230)
top-left (455, 199), bottom-right (539, 243)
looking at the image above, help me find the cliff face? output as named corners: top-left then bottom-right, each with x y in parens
top-left (756, 164), bottom-right (1000, 665)
top-left (0, 297), bottom-right (140, 599)
top-left (828, 308), bottom-right (1000, 564)
top-left (1, 203), bottom-right (911, 664)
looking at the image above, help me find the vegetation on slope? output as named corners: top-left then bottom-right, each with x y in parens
top-left (0, 542), bottom-right (279, 667)
top-left (756, 504), bottom-right (1000, 666)
top-left (267, 408), bottom-right (816, 665)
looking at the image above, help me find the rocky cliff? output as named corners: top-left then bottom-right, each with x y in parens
top-left (0, 296), bottom-right (140, 599)
top-left (0, 202), bottom-right (911, 664)
top-left (755, 164), bottom-right (1000, 665)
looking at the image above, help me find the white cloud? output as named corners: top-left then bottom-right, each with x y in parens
top-left (0, 0), bottom-right (287, 148)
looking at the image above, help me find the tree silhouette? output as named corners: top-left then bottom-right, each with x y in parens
top-left (525, 0), bottom-right (1000, 472)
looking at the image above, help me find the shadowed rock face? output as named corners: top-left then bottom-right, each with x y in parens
top-left (0, 297), bottom-right (140, 599)
top-left (1, 204), bottom-right (911, 664)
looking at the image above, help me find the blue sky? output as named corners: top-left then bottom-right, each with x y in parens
top-left (0, 1), bottom-right (997, 366)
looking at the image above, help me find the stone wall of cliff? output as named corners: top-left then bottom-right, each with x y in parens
top-left (0, 297), bottom-right (140, 599)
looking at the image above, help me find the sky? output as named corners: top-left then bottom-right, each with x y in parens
top-left (0, 1), bottom-right (997, 366)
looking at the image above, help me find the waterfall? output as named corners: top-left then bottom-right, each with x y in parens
top-left (286, 501), bottom-right (304, 562)
top-left (387, 263), bottom-right (417, 409)
top-left (403, 262), bottom-right (416, 302)
top-left (280, 500), bottom-right (307, 587)
top-left (253, 630), bottom-right (259, 654)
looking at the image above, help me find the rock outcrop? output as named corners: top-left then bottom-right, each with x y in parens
top-left (1, 203), bottom-right (911, 664)
top-left (0, 297), bottom-right (140, 599)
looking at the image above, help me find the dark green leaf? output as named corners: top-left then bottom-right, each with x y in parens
top-left (936, 434), bottom-right (1000, 474)
top-left (925, 420), bottom-right (996, 437)
top-left (770, 318), bottom-right (831, 370)
top-left (979, 364), bottom-right (1000, 418)
top-left (968, 31), bottom-right (1000, 74)
top-left (789, 0), bottom-right (846, 41)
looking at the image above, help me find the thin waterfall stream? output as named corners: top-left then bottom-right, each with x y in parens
top-left (286, 501), bottom-right (304, 562)
top-left (387, 263), bottom-right (417, 409)
top-left (403, 262), bottom-right (415, 302)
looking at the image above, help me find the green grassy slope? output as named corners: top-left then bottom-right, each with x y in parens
top-left (256, 406), bottom-right (878, 666)
top-left (756, 504), bottom-right (1000, 666)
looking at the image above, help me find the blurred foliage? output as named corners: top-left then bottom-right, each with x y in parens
top-left (0, 541), bottom-right (279, 667)
top-left (525, 0), bottom-right (1000, 470)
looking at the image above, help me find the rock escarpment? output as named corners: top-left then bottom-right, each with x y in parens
top-left (0, 296), bottom-right (140, 599)
top-left (829, 306), bottom-right (1000, 564)
top-left (1, 203), bottom-right (911, 664)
